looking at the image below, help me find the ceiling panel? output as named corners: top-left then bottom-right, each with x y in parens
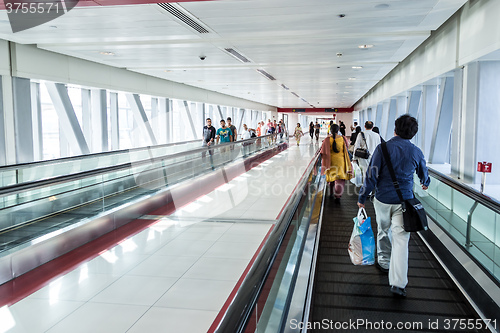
top-left (0, 0), bottom-right (469, 108)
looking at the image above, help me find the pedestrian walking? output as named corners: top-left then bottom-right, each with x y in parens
top-left (321, 124), bottom-right (352, 203)
top-left (357, 115), bottom-right (430, 298)
top-left (294, 123), bottom-right (303, 146)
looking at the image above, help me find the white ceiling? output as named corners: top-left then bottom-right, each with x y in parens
top-left (0, 0), bottom-right (468, 108)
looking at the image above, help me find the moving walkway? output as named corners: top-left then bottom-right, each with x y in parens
top-left (213, 153), bottom-right (500, 333)
top-left (0, 135), bottom-right (286, 285)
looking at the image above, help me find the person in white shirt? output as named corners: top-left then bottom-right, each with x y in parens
top-left (353, 121), bottom-right (381, 182)
top-left (241, 124), bottom-right (251, 140)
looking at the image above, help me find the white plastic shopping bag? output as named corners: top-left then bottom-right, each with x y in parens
top-left (350, 162), bottom-right (363, 187)
top-left (348, 208), bottom-right (375, 265)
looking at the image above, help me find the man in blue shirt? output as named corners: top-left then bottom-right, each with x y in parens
top-left (358, 115), bottom-right (430, 298)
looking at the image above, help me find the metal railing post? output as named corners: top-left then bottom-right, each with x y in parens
top-left (465, 201), bottom-right (479, 248)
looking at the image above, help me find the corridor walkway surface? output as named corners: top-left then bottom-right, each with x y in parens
top-left (1, 136), bottom-right (320, 333)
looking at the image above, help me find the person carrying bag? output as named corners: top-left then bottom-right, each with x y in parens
top-left (356, 115), bottom-right (430, 298)
top-left (354, 132), bottom-right (370, 159)
top-left (380, 142), bottom-right (428, 232)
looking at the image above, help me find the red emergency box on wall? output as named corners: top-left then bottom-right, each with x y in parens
top-left (477, 162), bottom-right (492, 173)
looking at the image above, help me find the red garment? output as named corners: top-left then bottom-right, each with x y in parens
top-left (320, 137), bottom-right (331, 175)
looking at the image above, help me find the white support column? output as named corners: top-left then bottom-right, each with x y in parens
top-left (126, 93), bottom-right (158, 146)
top-left (386, 99), bottom-right (397, 139)
top-left (151, 97), bottom-right (159, 140)
top-left (12, 77), bottom-right (34, 163)
top-left (429, 77), bottom-right (454, 164)
top-left (380, 101), bottom-right (390, 138)
top-left (474, 61), bottom-right (500, 184)
top-left (81, 88), bottom-right (91, 144)
top-left (30, 82), bottom-right (43, 161)
top-left (0, 78), bottom-right (6, 166)
top-left (45, 82), bottom-right (90, 155)
top-left (238, 108), bottom-right (245, 133)
top-left (159, 98), bottom-right (171, 143)
top-left (110, 92), bottom-right (119, 150)
top-left (157, 97), bottom-right (167, 144)
top-left (217, 105), bottom-right (224, 120)
top-left (407, 90), bottom-right (422, 118)
top-left (183, 100), bottom-right (197, 140)
top-left (375, 104), bottom-right (383, 127)
top-left (208, 105), bottom-right (214, 122)
top-left (451, 68), bottom-right (464, 178)
top-left (91, 89), bottom-right (108, 153)
top-left (459, 63), bottom-right (479, 182)
top-left (396, 95), bottom-right (407, 117)
top-left (421, 85), bottom-right (438, 159)
top-left (3, 74), bottom-right (21, 165)
top-left (367, 107), bottom-right (373, 122)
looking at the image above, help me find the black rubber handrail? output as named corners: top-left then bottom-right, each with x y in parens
top-left (0, 135), bottom-right (279, 197)
top-left (428, 168), bottom-right (500, 215)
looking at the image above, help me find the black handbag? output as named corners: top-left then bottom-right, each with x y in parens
top-left (354, 132), bottom-right (370, 159)
top-left (380, 142), bottom-right (428, 232)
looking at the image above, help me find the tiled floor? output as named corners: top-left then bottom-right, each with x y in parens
top-left (0, 136), bottom-right (319, 333)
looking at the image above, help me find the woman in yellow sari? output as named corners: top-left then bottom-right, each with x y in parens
top-left (321, 124), bottom-right (353, 203)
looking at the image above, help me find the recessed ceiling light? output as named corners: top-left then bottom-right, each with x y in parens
top-left (345, 86), bottom-right (353, 88)
top-left (375, 4), bottom-right (390, 9)
top-left (99, 51), bottom-right (115, 56)
top-left (164, 70), bottom-right (172, 72)
top-left (49, 25), bottom-right (57, 29)
top-left (352, 66), bottom-right (363, 69)
top-left (358, 45), bottom-right (373, 49)
top-left (344, 92), bottom-right (350, 94)
top-left (348, 77), bottom-right (356, 80)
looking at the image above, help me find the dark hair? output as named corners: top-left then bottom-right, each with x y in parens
top-left (365, 121), bottom-right (374, 130)
top-left (206, 118), bottom-right (211, 121)
top-left (355, 126), bottom-right (362, 133)
top-left (329, 120), bottom-right (334, 126)
top-left (354, 122), bottom-right (358, 126)
top-left (310, 122), bottom-right (314, 126)
top-left (395, 115), bottom-right (418, 139)
top-left (227, 117), bottom-right (231, 121)
top-left (220, 119), bottom-right (225, 123)
top-left (331, 124), bottom-right (340, 153)
top-left (372, 127), bottom-right (380, 134)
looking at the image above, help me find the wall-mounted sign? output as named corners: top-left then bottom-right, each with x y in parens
top-left (292, 109), bottom-right (306, 112)
top-left (477, 162), bottom-right (492, 173)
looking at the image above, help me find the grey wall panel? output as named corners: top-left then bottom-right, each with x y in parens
top-left (0, 78), bottom-right (6, 166)
top-left (12, 77), bottom-right (34, 163)
top-left (476, 61), bottom-right (500, 184)
top-left (429, 77), bottom-right (454, 164)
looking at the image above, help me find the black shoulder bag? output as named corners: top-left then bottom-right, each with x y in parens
top-left (354, 132), bottom-right (370, 159)
top-left (380, 142), bottom-right (428, 232)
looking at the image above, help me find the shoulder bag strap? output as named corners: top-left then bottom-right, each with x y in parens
top-left (361, 132), bottom-right (368, 148)
top-left (380, 141), bottom-right (406, 210)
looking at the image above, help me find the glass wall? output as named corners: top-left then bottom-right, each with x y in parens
top-left (3, 78), bottom-right (270, 164)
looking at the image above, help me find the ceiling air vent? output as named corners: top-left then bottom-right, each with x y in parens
top-left (281, 84), bottom-right (289, 90)
top-left (158, 3), bottom-right (210, 34)
top-left (224, 48), bottom-right (251, 63)
top-left (291, 92), bottom-right (300, 98)
top-left (256, 69), bottom-right (276, 81)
